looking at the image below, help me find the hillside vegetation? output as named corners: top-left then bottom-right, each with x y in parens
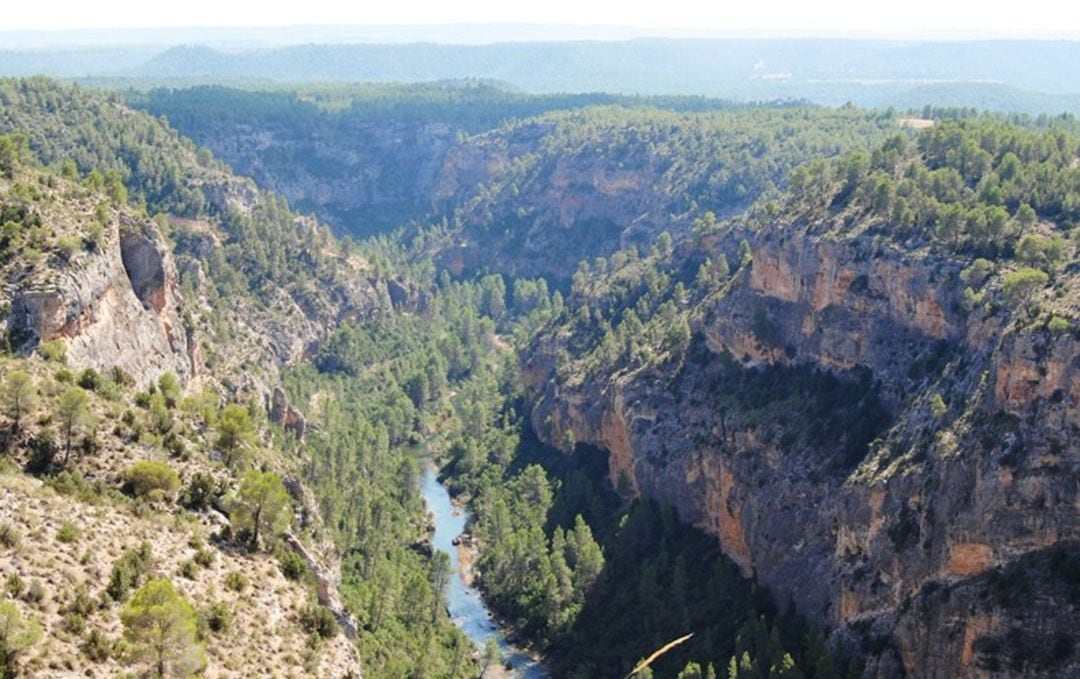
top-left (3, 75), bottom-right (1080, 679)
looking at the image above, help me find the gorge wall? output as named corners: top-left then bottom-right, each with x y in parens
top-left (525, 225), bottom-right (1080, 677)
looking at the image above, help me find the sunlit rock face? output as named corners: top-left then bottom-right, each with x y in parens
top-left (524, 221), bottom-right (1080, 677)
top-left (9, 214), bottom-right (194, 388)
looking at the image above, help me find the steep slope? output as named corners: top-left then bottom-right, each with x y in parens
top-left (433, 106), bottom-right (894, 280)
top-left (0, 82), bottom-right (388, 677)
top-left (137, 86), bottom-right (898, 282)
top-left (136, 84), bottom-right (739, 235)
top-left (0, 78), bottom-right (498, 679)
top-left (524, 119), bottom-right (1080, 676)
top-left (0, 78), bottom-right (402, 396)
top-left (0, 173), bottom-right (361, 676)
top-left (3, 187), bottom-right (194, 388)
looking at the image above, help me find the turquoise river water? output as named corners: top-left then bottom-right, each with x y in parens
top-left (421, 465), bottom-right (550, 678)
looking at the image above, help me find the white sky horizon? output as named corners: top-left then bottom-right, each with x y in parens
top-left (3, 1), bottom-right (1080, 41)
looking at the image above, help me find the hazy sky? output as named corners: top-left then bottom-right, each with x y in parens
top-left (4, 0), bottom-right (1080, 37)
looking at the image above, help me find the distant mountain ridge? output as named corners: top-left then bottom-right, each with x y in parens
top-left (6, 38), bottom-right (1080, 113)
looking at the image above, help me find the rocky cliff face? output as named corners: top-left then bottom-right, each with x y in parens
top-left (526, 224), bottom-right (1080, 676)
top-left (152, 103), bottom-right (892, 284)
top-left (5, 208), bottom-right (195, 388)
top-left (161, 172), bottom-right (403, 402)
top-left (432, 119), bottom-right (706, 281)
top-left (151, 110), bottom-right (730, 280)
top-left (175, 119), bottom-right (459, 235)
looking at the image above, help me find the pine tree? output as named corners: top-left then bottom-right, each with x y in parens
top-left (215, 404), bottom-right (254, 468)
top-left (230, 470), bottom-right (292, 549)
top-left (1, 370), bottom-right (38, 433)
top-left (0, 601), bottom-right (42, 676)
top-left (56, 387), bottom-right (92, 465)
top-left (120, 578), bottom-right (205, 678)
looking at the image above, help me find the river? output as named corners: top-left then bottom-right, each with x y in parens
top-left (420, 464), bottom-right (551, 678)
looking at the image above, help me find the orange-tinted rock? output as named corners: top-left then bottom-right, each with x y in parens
top-left (944, 542), bottom-right (995, 577)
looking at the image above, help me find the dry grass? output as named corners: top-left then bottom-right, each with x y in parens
top-left (898, 117), bottom-right (935, 129)
top-left (0, 470), bottom-right (358, 677)
top-left (0, 355), bottom-right (357, 676)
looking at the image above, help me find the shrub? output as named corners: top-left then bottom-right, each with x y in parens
top-left (0, 522), bottom-right (19, 549)
top-left (46, 470), bottom-right (108, 504)
top-left (961, 258), bottom-right (994, 288)
top-left (5, 573), bottom-right (23, 598)
top-left (96, 379), bottom-right (124, 402)
top-left (85, 221), bottom-right (105, 252)
top-left (56, 522), bottom-right (81, 544)
top-left (930, 394), bottom-right (948, 419)
top-left (83, 628), bottom-right (115, 662)
top-left (106, 542), bottom-right (153, 601)
top-left (158, 373), bottom-right (181, 408)
top-left (124, 460), bottom-right (180, 499)
top-left (1048, 316), bottom-right (1070, 335)
top-left (148, 394), bottom-right (173, 435)
top-left (37, 338), bottom-right (66, 363)
top-left (0, 600), bottom-right (43, 674)
top-left (24, 579), bottom-right (45, 604)
top-left (63, 611), bottom-right (86, 634)
top-left (199, 602), bottom-right (231, 635)
top-left (178, 560), bottom-right (198, 580)
top-left (299, 603), bottom-right (338, 639)
top-left (110, 366), bottom-right (135, 388)
top-left (181, 472), bottom-right (221, 511)
top-left (193, 549), bottom-right (215, 568)
top-left (278, 550), bottom-right (307, 581)
top-left (64, 583), bottom-right (96, 619)
top-left (57, 235), bottom-right (82, 262)
top-left (163, 432), bottom-right (186, 459)
top-left (77, 368), bottom-right (102, 391)
top-left (24, 433), bottom-right (56, 475)
top-left (224, 571), bottom-right (248, 593)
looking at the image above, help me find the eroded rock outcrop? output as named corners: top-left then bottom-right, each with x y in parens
top-left (7, 213), bottom-right (194, 387)
top-left (432, 119), bottom-right (716, 281)
top-left (270, 386), bottom-right (307, 439)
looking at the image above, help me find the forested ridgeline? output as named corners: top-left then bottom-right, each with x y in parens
top-left (135, 82), bottom-right (747, 134)
top-left (133, 84), bottom-right (899, 270)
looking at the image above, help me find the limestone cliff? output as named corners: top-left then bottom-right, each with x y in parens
top-left (3, 193), bottom-right (194, 388)
top-left (526, 223), bottom-right (1080, 677)
top-left (162, 116), bottom-right (459, 236)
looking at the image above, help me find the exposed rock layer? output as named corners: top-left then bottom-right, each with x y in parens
top-left (7, 213), bottom-right (194, 387)
top-left (526, 226), bottom-right (1080, 677)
